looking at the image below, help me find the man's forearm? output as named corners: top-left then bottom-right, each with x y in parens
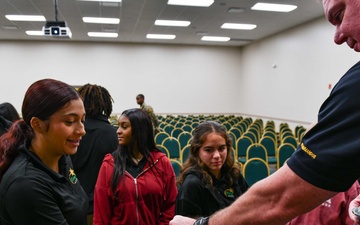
top-left (170, 165), bottom-right (336, 225)
top-left (207, 165), bottom-right (336, 225)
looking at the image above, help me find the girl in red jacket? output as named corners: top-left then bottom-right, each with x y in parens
top-left (93, 108), bottom-right (177, 225)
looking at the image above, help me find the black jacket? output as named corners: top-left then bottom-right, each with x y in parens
top-left (0, 144), bottom-right (88, 225)
top-left (175, 169), bottom-right (248, 218)
top-left (70, 115), bottom-right (118, 214)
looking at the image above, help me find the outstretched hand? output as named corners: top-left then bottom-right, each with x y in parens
top-left (170, 215), bottom-right (196, 225)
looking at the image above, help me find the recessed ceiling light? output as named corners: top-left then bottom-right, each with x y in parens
top-left (88, 32), bottom-right (118, 38)
top-left (168, 0), bottom-right (214, 7)
top-left (2, 25), bottom-right (19, 30)
top-left (146, 34), bottom-right (176, 40)
top-left (227, 7), bottom-right (245, 13)
top-left (196, 31), bottom-right (209, 36)
top-left (221, 23), bottom-right (257, 30)
top-left (5, 15), bottom-right (46, 21)
top-left (251, 3), bottom-right (297, 12)
top-left (83, 17), bottom-right (120, 24)
top-left (201, 36), bottom-right (230, 42)
top-left (26, 30), bottom-right (44, 36)
top-left (155, 20), bottom-right (191, 27)
top-left (103, 28), bottom-right (117, 33)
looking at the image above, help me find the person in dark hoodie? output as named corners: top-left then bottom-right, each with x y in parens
top-left (175, 121), bottom-right (248, 219)
top-left (70, 84), bottom-right (118, 225)
top-left (0, 102), bottom-right (20, 123)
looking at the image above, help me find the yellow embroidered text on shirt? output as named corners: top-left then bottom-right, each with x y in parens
top-left (301, 143), bottom-right (316, 159)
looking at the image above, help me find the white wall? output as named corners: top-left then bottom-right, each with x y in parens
top-left (1, 16), bottom-right (359, 127)
top-left (0, 43), bottom-right (243, 115)
top-left (239, 17), bottom-right (359, 124)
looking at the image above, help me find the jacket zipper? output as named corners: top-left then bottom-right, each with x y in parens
top-left (134, 178), bottom-right (139, 225)
top-left (128, 159), bottom-right (159, 225)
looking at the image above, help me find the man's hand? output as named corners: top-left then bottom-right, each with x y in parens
top-left (349, 194), bottom-right (360, 224)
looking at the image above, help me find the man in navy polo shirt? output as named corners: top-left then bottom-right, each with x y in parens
top-left (170, 0), bottom-right (360, 224)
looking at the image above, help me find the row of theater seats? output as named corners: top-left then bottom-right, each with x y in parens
top-left (153, 115), bottom-right (306, 186)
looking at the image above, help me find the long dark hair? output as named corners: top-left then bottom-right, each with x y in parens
top-left (0, 79), bottom-right (80, 181)
top-left (110, 108), bottom-right (159, 195)
top-left (177, 121), bottom-right (241, 187)
top-left (77, 83), bottom-right (114, 118)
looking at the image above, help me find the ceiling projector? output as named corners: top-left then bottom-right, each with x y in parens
top-left (42, 21), bottom-right (72, 38)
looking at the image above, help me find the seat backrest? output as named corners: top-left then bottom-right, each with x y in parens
top-left (229, 127), bottom-right (242, 140)
top-left (178, 131), bottom-right (192, 150)
top-left (171, 128), bottom-right (183, 138)
top-left (223, 122), bottom-right (231, 131)
top-left (170, 159), bottom-right (182, 178)
top-left (246, 143), bottom-right (268, 163)
top-left (181, 144), bottom-right (191, 164)
top-left (242, 157), bottom-right (269, 186)
top-left (155, 132), bottom-right (170, 145)
top-left (175, 122), bottom-right (184, 128)
top-left (248, 127), bottom-right (260, 140)
top-left (156, 144), bottom-right (170, 158)
top-left (182, 125), bottom-right (193, 133)
top-left (235, 122), bottom-right (247, 134)
top-left (191, 122), bottom-right (199, 129)
top-left (277, 143), bottom-right (296, 169)
top-left (282, 136), bottom-right (298, 148)
top-left (263, 131), bottom-right (277, 143)
top-left (236, 136), bottom-right (253, 160)
top-left (162, 137), bottom-right (181, 159)
top-left (260, 136), bottom-right (276, 157)
top-left (159, 122), bottom-right (167, 129)
top-left (296, 127), bottom-right (307, 142)
top-left (164, 124), bottom-right (175, 135)
top-left (243, 132), bottom-right (257, 143)
top-left (280, 131), bottom-right (294, 140)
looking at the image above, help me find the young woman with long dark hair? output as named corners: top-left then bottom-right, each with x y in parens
top-left (93, 108), bottom-right (177, 225)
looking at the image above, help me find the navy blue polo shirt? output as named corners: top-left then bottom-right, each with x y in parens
top-left (288, 61), bottom-right (360, 192)
top-left (0, 144), bottom-right (88, 225)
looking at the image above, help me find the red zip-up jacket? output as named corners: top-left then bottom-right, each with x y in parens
top-left (93, 151), bottom-right (177, 225)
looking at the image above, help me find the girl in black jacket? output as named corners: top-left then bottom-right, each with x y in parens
top-left (175, 121), bottom-right (248, 218)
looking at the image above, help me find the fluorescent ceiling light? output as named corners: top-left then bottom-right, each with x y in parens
top-left (221, 23), bottom-right (257, 30)
top-left (78, 0), bottom-right (121, 2)
top-left (251, 3), bottom-right (297, 12)
top-left (2, 25), bottom-right (18, 30)
top-left (88, 32), bottom-right (118, 38)
top-left (201, 36), bottom-right (230, 42)
top-left (227, 7), bottom-right (245, 13)
top-left (155, 20), bottom-right (190, 27)
top-left (168, 0), bottom-right (214, 7)
top-left (5, 15), bottom-right (46, 21)
top-left (83, 17), bottom-right (120, 24)
top-left (26, 30), bottom-right (44, 36)
top-left (146, 34), bottom-right (176, 40)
